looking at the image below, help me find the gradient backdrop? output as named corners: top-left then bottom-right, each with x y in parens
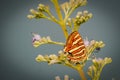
top-left (0, 0), bottom-right (120, 80)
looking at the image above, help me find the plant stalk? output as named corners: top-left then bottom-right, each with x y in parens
top-left (76, 64), bottom-right (87, 80)
top-left (51, 0), bottom-right (68, 39)
top-left (49, 41), bottom-right (65, 46)
top-left (60, 22), bottom-right (69, 39)
top-left (51, 0), bottom-right (63, 21)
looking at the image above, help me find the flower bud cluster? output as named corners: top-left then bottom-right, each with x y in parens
top-left (37, 4), bottom-right (49, 12)
top-left (87, 57), bottom-right (112, 79)
top-left (36, 50), bottom-right (68, 65)
top-left (32, 33), bottom-right (52, 47)
top-left (33, 36), bottom-right (52, 47)
top-left (61, 0), bottom-right (87, 15)
top-left (73, 11), bottom-right (92, 25)
top-left (84, 38), bottom-right (105, 55)
top-left (55, 75), bottom-right (74, 80)
top-left (70, 0), bottom-right (87, 8)
top-left (36, 54), bottom-right (60, 65)
top-left (66, 18), bottom-right (72, 27)
top-left (27, 4), bottom-right (49, 19)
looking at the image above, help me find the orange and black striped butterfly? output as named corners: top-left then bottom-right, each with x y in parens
top-left (63, 31), bottom-right (87, 63)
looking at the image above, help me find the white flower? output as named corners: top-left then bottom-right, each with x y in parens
top-left (36, 55), bottom-right (46, 62)
top-left (46, 36), bottom-right (52, 42)
top-left (49, 60), bottom-right (59, 65)
top-left (55, 76), bottom-right (61, 80)
top-left (90, 40), bottom-right (96, 46)
top-left (64, 75), bottom-right (69, 80)
top-left (49, 54), bottom-right (58, 60)
top-left (58, 50), bottom-right (64, 54)
top-left (98, 41), bottom-right (105, 48)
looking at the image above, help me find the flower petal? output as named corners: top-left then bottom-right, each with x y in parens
top-left (32, 41), bottom-right (40, 47)
top-left (36, 55), bottom-right (46, 62)
top-left (32, 32), bottom-right (41, 42)
top-left (84, 37), bottom-right (89, 46)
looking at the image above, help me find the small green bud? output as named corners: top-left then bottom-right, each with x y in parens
top-left (88, 13), bottom-right (93, 18)
top-left (76, 15), bottom-right (80, 19)
top-left (38, 4), bottom-right (45, 11)
top-left (83, 10), bottom-right (88, 14)
top-left (55, 76), bottom-right (61, 80)
top-left (27, 15), bottom-right (34, 19)
top-left (36, 55), bottom-right (46, 62)
top-left (77, 12), bottom-right (82, 16)
top-left (30, 9), bottom-right (37, 14)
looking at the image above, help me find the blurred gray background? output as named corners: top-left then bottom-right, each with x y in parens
top-left (0, 0), bottom-right (120, 80)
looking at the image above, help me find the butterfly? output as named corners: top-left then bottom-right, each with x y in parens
top-left (63, 31), bottom-right (87, 63)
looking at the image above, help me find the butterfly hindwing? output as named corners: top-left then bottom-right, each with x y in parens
top-left (64, 31), bottom-right (87, 63)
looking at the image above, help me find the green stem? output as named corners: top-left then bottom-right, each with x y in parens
top-left (72, 24), bottom-right (80, 32)
top-left (51, 0), bottom-right (68, 39)
top-left (51, 0), bottom-right (63, 21)
top-left (95, 65), bottom-right (104, 80)
top-left (87, 44), bottom-right (97, 58)
top-left (64, 7), bottom-right (75, 22)
top-left (46, 12), bottom-right (60, 24)
top-left (60, 22), bottom-right (69, 39)
top-left (64, 62), bottom-right (86, 80)
top-left (49, 41), bottom-right (65, 46)
top-left (76, 65), bottom-right (87, 80)
top-left (78, 69), bottom-right (87, 80)
top-left (64, 61), bottom-right (77, 70)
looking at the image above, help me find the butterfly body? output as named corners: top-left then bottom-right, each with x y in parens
top-left (64, 31), bottom-right (87, 63)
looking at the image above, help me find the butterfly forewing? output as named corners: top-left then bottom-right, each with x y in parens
top-left (64, 31), bottom-right (87, 63)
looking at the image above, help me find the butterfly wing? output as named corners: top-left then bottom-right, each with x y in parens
top-left (64, 31), bottom-right (87, 63)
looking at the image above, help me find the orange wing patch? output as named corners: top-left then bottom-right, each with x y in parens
top-left (64, 31), bottom-right (87, 63)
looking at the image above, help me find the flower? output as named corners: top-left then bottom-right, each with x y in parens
top-left (30, 9), bottom-right (38, 15)
top-left (49, 59), bottom-right (60, 65)
top-left (48, 54), bottom-right (60, 65)
top-left (32, 33), bottom-right (64, 48)
top-left (27, 15), bottom-right (35, 19)
top-left (55, 75), bottom-right (74, 80)
top-left (49, 54), bottom-right (58, 60)
top-left (84, 37), bottom-right (89, 47)
top-left (28, 8), bottom-right (46, 19)
top-left (32, 33), bottom-right (53, 47)
top-left (64, 75), bottom-right (69, 80)
top-left (55, 76), bottom-right (61, 80)
top-left (61, 0), bottom-right (87, 15)
top-left (32, 33), bottom-right (42, 47)
top-left (73, 11), bottom-right (93, 26)
top-left (58, 50), bottom-right (68, 61)
top-left (46, 36), bottom-right (52, 42)
top-left (32, 33), bottom-right (41, 42)
top-left (85, 39), bottom-right (105, 56)
top-left (87, 57), bottom-right (112, 80)
top-left (35, 55), bottom-right (46, 62)
top-left (97, 41), bottom-right (105, 48)
top-left (37, 4), bottom-right (49, 12)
